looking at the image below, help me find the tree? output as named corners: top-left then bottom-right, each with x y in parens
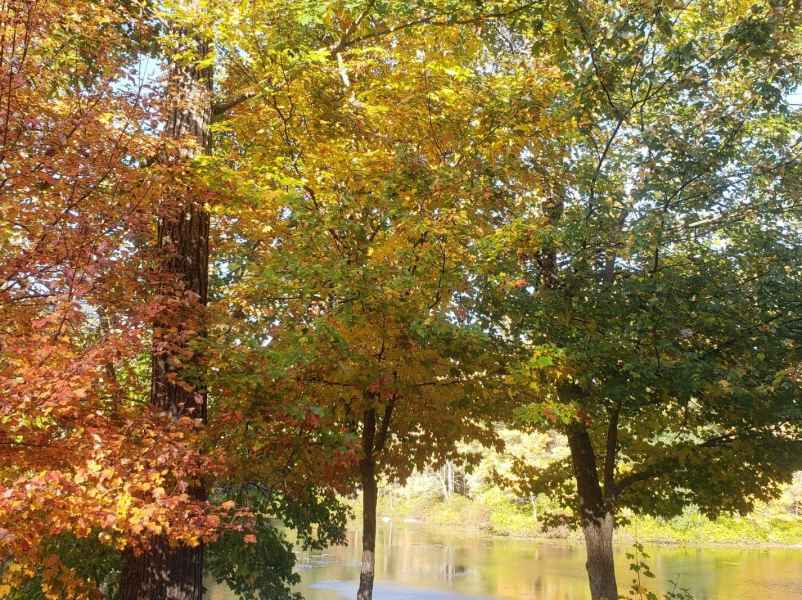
top-left (203, 2), bottom-right (569, 598)
top-left (474, 2), bottom-right (802, 598)
top-left (116, 0), bottom-right (217, 597)
top-left (0, 1), bottom-right (229, 597)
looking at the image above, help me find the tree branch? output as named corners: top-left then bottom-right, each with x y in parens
top-left (603, 401), bottom-right (620, 496)
top-left (212, 92), bottom-right (259, 119)
top-left (375, 393), bottom-right (397, 453)
top-left (334, 2), bottom-right (540, 52)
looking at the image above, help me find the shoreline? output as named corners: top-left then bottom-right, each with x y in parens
top-left (363, 515), bottom-right (802, 551)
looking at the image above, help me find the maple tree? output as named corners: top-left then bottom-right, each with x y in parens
top-left (472, 2), bottom-right (802, 598)
top-left (116, 0), bottom-right (215, 595)
top-left (0, 1), bottom-right (238, 597)
top-left (201, 2), bottom-right (573, 598)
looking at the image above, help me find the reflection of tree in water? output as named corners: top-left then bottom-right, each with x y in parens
top-left (382, 519), bottom-right (393, 574)
top-left (374, 523), bottom-right (476, 586)
top-left (440, 543), bottom-right (467, 581)
top-left (287, 525), bottom-right (802, 600)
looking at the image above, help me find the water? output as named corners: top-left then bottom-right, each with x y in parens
top-left (207, 522), bottom-right (802, 599)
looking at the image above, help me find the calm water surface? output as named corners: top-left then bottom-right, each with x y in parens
top-left (207, 523), bottom-right (802, 600)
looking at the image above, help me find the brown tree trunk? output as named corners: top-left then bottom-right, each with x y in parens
top-left (119, 6), bottom-right (212, 598)
top-left (567, 423), bottom-right (618, 600)
top-left (356, 408), bottom-right (380, 600)
top-left (357, 457), bottom-right (377, 600)
top-left (581, 511), bottom-right (617, 600)
top-left (119, 541), bottom-right (204, 600)
top-left (120, 203), bottom-right (210, 599)
top-left (356, 393), bottom-right (397, 600)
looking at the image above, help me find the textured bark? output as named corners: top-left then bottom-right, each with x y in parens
top-left (121, 202), bottom-right (210, 598)
top-left (357, 408), bottom-right (378, 600)
top-left (581, 512), bottom-right (617, 600)
top-left (357, 456), bottom-right (377, 600)
top-left (119, 6), bottom-right (211, 598)
top-left (150, 201), bottom-right (210, 422)
top-left (567, 423), bottom-right (618, 600)
top-left (119, 541), bottom-right (204, 600)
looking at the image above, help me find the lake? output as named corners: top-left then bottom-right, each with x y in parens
top-left (207, 522), bottom-right (802, 599)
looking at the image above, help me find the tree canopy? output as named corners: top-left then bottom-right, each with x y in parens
top-left (1, 1), bottom-right (802, 599)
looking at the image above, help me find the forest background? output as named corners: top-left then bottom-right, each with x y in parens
top-left (357, 432), bottom-right (802, 545)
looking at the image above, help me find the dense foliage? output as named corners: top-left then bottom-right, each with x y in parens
top-left (1, 1), bottom-right (801, 599)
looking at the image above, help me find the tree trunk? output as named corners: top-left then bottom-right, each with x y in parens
top-left (356, 397), bottom-right (394, 600)
top-left (120, 205), bottom-right (208, 597)
top-left (119, 5), bottom-right (211, 598)
top-left (582, 511), bottom-right (617, 600)
top-left (439, 465), bottom-right (449, 499)
top-left (530, 495), bottom-right (538, 528)
top-left (357, 457), bottom-right (377, 600)
top-left (120, 541), bottom-right (204, 600)
top-left (446, 460), bottom-right (454, 496)
top-left (567, 423), bottom-right (618, 600)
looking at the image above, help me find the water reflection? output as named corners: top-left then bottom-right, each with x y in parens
top-left (309, 581), bottom-right (489, 599)
top-left (207, 523), bottom-right (802, 600)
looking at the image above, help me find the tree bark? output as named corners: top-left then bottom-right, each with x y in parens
top-left (120, 541), bottom-right (204, 600)
top-left (119, 5), bottom-right (211, 598)
top-left (357, 456), bottom-right (377, 600)
top-left (567, 423), bottom-right (618, 600)
top-left (581, 511), bottom-right (617, 600)
top-left (120, 203), bottom-right (210, 599)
